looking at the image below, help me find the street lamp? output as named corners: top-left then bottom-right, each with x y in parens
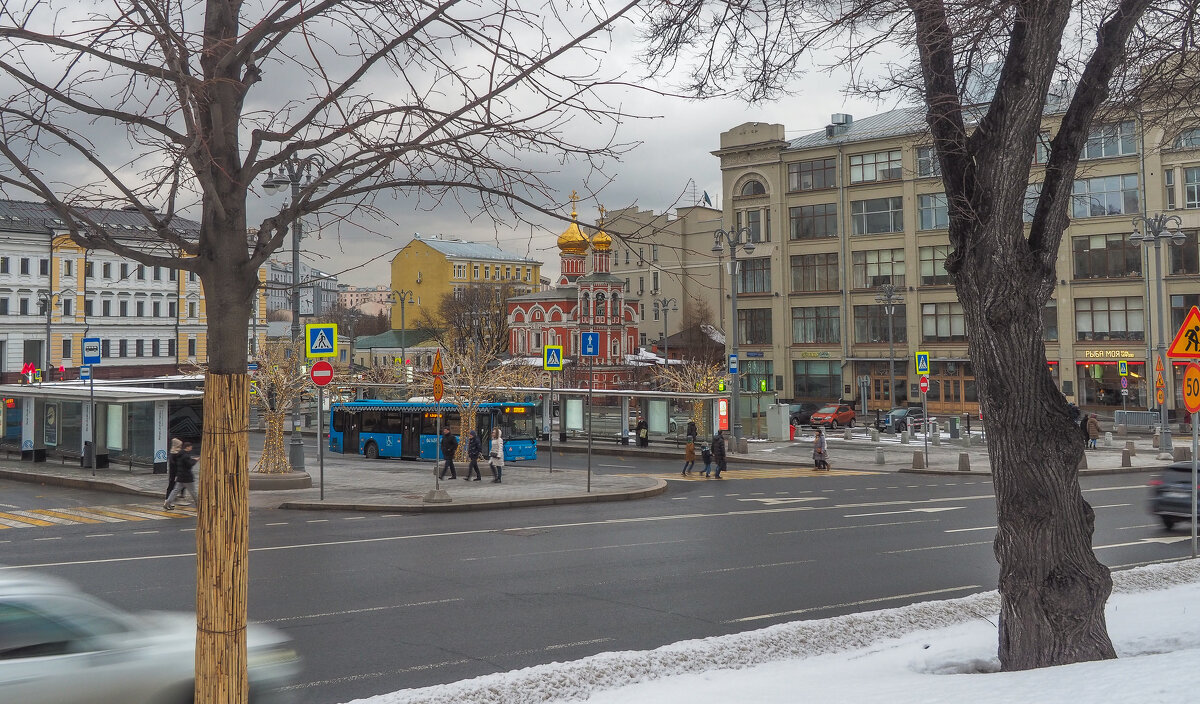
top-left (391, 289), bottom-right (417, 386)
top-left (37, 288), bottom-right (75, 381)
top-left (262, 153), bottom-right (327, 473)
top-left (651, 292), bottom-right (678, 365)
top-left (712, 226), bottom-right (755, 439)
top-left (1130, 213), bottom-right (1186, 459)
top-left (875, 283), bottom-right (904, 413)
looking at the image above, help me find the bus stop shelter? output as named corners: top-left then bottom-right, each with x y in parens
top-left (0, 383), bottom-right (204, 472)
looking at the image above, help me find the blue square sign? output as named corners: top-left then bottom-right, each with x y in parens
top-left (82, 337), bottom-right (102, 365)
top-left (580, 332), bottom-right (600, 357)
top-left (305, 323), bottom-right (337, 358)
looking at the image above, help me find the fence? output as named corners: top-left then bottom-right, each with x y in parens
top-left (1113, 410), bottom-right (1162, 429)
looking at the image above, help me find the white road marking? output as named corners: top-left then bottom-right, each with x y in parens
top-left (33, 536), bottom-right (61, 541)
top-left (737, 497), bottom-right (827, 506)
top-left (84, 533), bottom-right (114, 538)
top-left (1118, 524), bottom-right (1159, 530)
top-left (1094, 536), bottom-right (1191, 550)
top-left (261, 598), bottom-right (463, 623)
top-left (342, 516), bottom-right (365, 520)
top-left (700, 559), bottom-right (814, 574)
top-left (845, 507), bottom-right (964, 518)
top-left (945, 525), bottom-right (996, 533)
top-left (1091, 503), bottom-right (1131, 509)
top-left (460, 539), bottom-right (692, 561)
top-left (599, 464), bottom-right (633, 468)
top-left (882, 541), bottom-right (992, 554)
top-left (266, 522), bottom-right (289, 526)
top-left (1083, 485), bottom-right (1154, 493)
top-left (132, 531), bottom-right (159, 535)
top-left (725, 585), bottom-right (982, 623)
top-left (769, 519), bottom-right (936, 535)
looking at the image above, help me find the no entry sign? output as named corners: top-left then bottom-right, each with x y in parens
top-left (310, 360), bottom-right (334, 387)
top-left (919, 376), bottom-right (929, 394)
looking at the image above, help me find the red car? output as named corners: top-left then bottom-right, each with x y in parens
top-left (809, 404), bottom-right (856, 428)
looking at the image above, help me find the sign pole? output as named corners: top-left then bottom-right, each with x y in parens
top-left (1181, 361), bottom-right (1200, 558)
top-left (1191, 414), bottom-right (1197, 559)
top-left (89, 373), bottom-right (95, 476)
top-left (922, 387), bottom-right (928, 467)
top-left (318, 387), bottom-right (325, 501)
top-left (548, 374), bottom-right (554, 474)
top-left (587, 356), bottom-right (593, 494)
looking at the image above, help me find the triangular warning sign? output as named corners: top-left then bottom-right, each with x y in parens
top-left (431, 349), bottom-right (445, 376)
top-left (1156, 356), bottom-right (1164, 372)
top-left (1167, 305), bottom-right (1200, 359)
top-left (311, 330), bottom-right (334, 352)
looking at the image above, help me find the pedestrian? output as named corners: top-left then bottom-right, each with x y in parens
top-left (685, 420), bottom-right (698, 445)
top-left (165, 437), bottom-right (182, 500)
top-left (701, 443), bottom-right (713, 477)
top-left (465, 429), bottom-right (483, 481)
top-left (488, 428), bottom-right (505, 483)
top-left (711, 431), bottom-right (727, 478)
top-left (1087, 413), bottom-right (1101, 450)
top-left (164, 441), bottom-right (198, 510)
top-left (813, 427), bottom-right (829, 470)
top-left (636, 417), bottom-right (649, 447)
top-left (438, 427), bottom-right (458, 479)
top-left (682, 440), bottom-right (696, 475)
top-left (1080, 412), bottom-right (1091, 447)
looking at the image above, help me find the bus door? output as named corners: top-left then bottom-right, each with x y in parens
top-left (342, 410), bottom-right (360, 454)
top-left (401, 411), bottom-right (422, 459)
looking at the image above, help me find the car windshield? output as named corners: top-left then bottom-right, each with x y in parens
top-left (817, 406), bottom-right (838, 413)
top-left (887, 409), bottom-right (907, 418)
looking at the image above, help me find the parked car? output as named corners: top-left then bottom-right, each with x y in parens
top-left (1149, 462), bottom-right (1199, 530)
top-left (789, 403), bottom-right (821, 427)
top-left (877, 407), bottom-right (927, 432)
top-left (809, 404), bottom-right (856, 428)
top-left (0, 569), bottom-right (302, 704)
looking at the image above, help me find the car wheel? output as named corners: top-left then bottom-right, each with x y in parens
top-left (1160, 515), bottom-right (1178, 530)
top-left (830, 420), bottom-right (840, 430)
top-left (848, 418), bottom-right (855, 428)
top-left (898, 421), bottom-right (907, 432)
top-left (365, 441), bottom-right (379, 460)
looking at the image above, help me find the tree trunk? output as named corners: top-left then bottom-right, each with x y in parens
top-left (254, 411), bottom-right (291, 474)
top-left (956, 240), bottom-right (1116, 671)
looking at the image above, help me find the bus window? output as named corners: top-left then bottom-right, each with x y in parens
top-left (420, 412), bottom-right (440, 435)
top-left (361, 410), bottom-right (381, 432)
top-left (332, 410), bottom-right (345, 433)
top-left (499, 408), bottom-right (535, 439)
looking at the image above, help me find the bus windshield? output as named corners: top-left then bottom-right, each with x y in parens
top-left (498, 408), bottom-right (536, 440)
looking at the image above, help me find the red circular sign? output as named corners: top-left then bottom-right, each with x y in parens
top-left (310, 360), bottom-right (334, 387)
top-left (1183, 362), bottom-right (1200, 414)
top-left (918, 376), bottom-right (930, 394)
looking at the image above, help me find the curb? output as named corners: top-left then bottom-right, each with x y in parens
top-left (897, 465), bottom-right (1167, 477)
top-left (0, 468), bottom-right (159, 498)
top-left (276, 478), bottom-right (669, 513)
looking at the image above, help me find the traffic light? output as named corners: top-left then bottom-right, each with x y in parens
top-left (717, 379), bottom-right (726, 392)
top-left (759, 378), bottom-right (767, 392)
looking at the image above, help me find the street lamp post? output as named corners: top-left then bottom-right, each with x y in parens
top-left (875, 283), bottom-right (904, 413)
top-left (1130, 214), bottom-right (1186, 459)
top-left (712, 226), bottom-right (755, 439)
top-left (262, 154), bottom-right (327, 473)
top-left (651, 292), bottom-right (678, 365)
top-left (38, 288), bottom-right (75, 381)
top-left (391, 289), bottom-right (416, 387)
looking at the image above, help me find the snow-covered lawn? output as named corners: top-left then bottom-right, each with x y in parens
top-left (344, 560), bottom-right (1200, 704)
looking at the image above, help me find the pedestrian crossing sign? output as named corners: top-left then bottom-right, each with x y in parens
top-left (914, 351), bottom-right (930, 375)
top-left (543, 345), bottom-right (563, 371)
top-left (1118, 360), bottom-right (1128, 376)
top-left (305, 323), bottom-right (337, 358)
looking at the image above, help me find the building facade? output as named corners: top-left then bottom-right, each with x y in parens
top-left (389, 235), bottom-right (543, 329)
top-left (338, 284), bottom-right (392, 309)
top-left (713, 108), bottom-right (1200, 417)
top-left (266, 258), bottom-right (339, 321)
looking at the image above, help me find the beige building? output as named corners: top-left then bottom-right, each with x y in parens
top-left (338, 284), bottom-right (391, 309)
top-left (712, 107), bottom-right (1200, 418)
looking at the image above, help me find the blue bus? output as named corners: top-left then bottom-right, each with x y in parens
top-left (328, 401), bottom-right (538, 462)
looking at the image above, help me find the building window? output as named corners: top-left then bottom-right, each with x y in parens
top-left (1174, 127), bottom-right (1200, 148)
top-left (792, 306), bottom-right (840, 344)
top-left (1035, 132), bottom-right (1052, 164)
top-left (1081, 120), bottom-right (1136, 159)
top-left (1173, 294), bottom-right (1200, 330)
top-left (188, 338), bottom-right (197, 356)
top-left (0, 257), bottom-right (7, 274)
top-left (1186, 167), bottom-right (1200, 209)
top-left (137, 265), bottom-right (145, 280)
top-left (169, 268), bottom-right (176, 281)
top-left (1023, 183), bottom-right (1042, 223)
top-left (119, 301), bottom-right (128, 317)
top-left (789, 203), bottom-right (837, 240)
top-left (101, 339), bottom-right (110, 357)
top-left (136, 339), bottom-right (144, 357)
top-left (741, 359), bottom-right (773, 394)
top-left (62, 298), bottom-right (72, 316)
top-left (20, 258), bottom-right (30, 275)
top-left (153, 301), bottom-right (161, 317)
top-left (849, 149), bottom-right (903, 183)
top-left (919, 245), bottom-right (952, 286)
top-left (119, 339), bottom-right (128, 357)
top-left (168, 301), bottom-right (176, 317)
top-left (850, 197), bottom-right (904, 235)
top-left (153, 266), bottom-right (162, 281)
top-left (737, 257), bottom-right (771, 294)
top-left (852, 248), bottom-right (905, 289)
top-left (740, 180), bottom-right (766, 196)
top-left (1074, 296), bottom-right (1144, 341)
top-left (917, 193), bottom-right (949, 231)
top-left (854, 304), bottom-right (907, 344)
top-left (168, 338), bottom-right (176, 356)
top-left (1169, 231), bottom-right (1198, 274)
top-left (120, 263), bottom-right (129, 279)
top-left (188, 302), bottom-right (197, 318)
top-left (1043, 300), bottom-right (1058, 341)
top-left (152, 339), bottom-right (160, 356)
top-left (62, 338), bottom-right (72, 360)
top-left (793, 360), bottom-right (841, 401)
top-left (737, 309), bottom-right (772, 345)
top-left (1165, 168), bottom-right (1177, 210)
top-left (1071, 173), bottom-right (1139, 218)
top-left (84, 299), bottom-right (92, 316)
top-left (738, 208), bottom-right (770, 242)
top-left (102, 262), bottom-right (112, 278)
top-left (504, 266), bottom-right (511, 280)
top-left (790, 253), bottom-right (839, 292)
top-left (102, 300), bottom-right (111, 316)
top-left (652, 245), bottom-right (659, 262)
top-left (651, 272), bottom-right (659, 292)
top-left (64, 260), bottom-right (73, 276)
top-left (136, 301), bottom-right (145, 317)
top-left (788, 157), bottom-right (836, 191)
top-left (1072, 233), bottom-right (1141, 279)
top-left (921, 302), bottom-right (967, 342)
top-left (39, 259), bottom-right (49, 276)
top-left (916, 146), bottom-right (941, 178)
top-left (0, 298), bottom-right (7, 315)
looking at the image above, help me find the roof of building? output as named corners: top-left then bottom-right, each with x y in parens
top-left (509, 287), bottom-right (577, 303)
top-left (408, 235), bottom-right (542, 265)
top-left (0, 199), bottom-right (201, 237)
top-left (354, 329), bottom-right (441, 349)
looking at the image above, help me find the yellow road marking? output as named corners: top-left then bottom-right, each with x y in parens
top-left (26, 509), bottom-right (104, 524)
top-left (0, 511), bottom-right (55, 527)
top-left (70, 507), bottom-right (150, 521)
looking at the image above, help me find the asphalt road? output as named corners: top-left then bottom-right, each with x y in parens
top-left (0, 470), bottom-right (1187, 704)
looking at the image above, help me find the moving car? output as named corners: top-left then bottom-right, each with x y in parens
top-left (1149, 462), bottom-right (1199, 530)
top-left (0, 569), bottom-right (301, 704)
top-left (809, 404), bottom-right (856, 428)
top-left (877, 407), bottom-right (926, 432)
top-left (789, 403), bottom-right (821, 427)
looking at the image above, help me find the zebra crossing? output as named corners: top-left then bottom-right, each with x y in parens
top-left (0, 503), bottom-right (196, 529)
top-left (632, 467), bottom-right (877, 481)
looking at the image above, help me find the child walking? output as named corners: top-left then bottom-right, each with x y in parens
top-left (700, 444), bottom-right (713, 478)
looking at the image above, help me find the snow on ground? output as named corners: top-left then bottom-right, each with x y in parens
top-left (343, 560), bottom-right (1200, 704)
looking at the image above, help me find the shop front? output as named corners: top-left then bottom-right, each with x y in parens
top-left (1075, 355), bottom-right (1147, 410)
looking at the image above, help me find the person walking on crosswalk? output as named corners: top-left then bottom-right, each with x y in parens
top-left (164, 441), bottom-right (198, 509)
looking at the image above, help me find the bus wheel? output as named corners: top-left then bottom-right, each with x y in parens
top-left (365, 442), bottom-right (379, 460)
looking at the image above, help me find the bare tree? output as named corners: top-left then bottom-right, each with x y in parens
top-left (0, 0), bottom-right (642, 698)
top-left (419, 285), bottom-right (516, 353)
top-left (249, 340), bottom-right (309, 474)
top-left (655, 361), bottom-right (726, 436)
top-left (640, 0), bottom-right (1197, 671)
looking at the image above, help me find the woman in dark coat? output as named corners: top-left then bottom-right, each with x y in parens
top-left (465, 430), bottom-right (483, 481)
top-left (636, 418), bottom-right (649, 447)
top-left (711, 431), bottom-right (727, 478)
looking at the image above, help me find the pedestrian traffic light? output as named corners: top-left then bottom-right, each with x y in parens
top-left (759, 378), bottom-right (767, 392)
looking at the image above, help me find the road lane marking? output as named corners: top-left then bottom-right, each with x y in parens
top-left (0, 511), bottom-right (55, 527)
top-left (882, 541), bottom-right (992, 554)
top-left (700, 559), bottom-right (814, 574)
top-left (1094, 536), bottom-right (1191, 550)
top-left (27, 508), bottom-right (104, 524)
top-left (1118, 524), bottom-right (1159, 530)
top-left (769, 519), bottom-right (937, 535)
top-left (460, 539), bottom-right (693, 561)
top-left (945, 525), bottom-right (996, 533)
top-left (261, 598), bottom-right (463, 623)
top-left (737, 497), bottom-right (827, 505)
top-left (845, 507), bottom-right (964, 518)
top-left (1091, 503), bottom-right (1131, 509)
top-left (725, 585), bottom-right (983, 623)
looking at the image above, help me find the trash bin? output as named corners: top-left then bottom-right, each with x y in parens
top-left (948, 417), bottom-right (959, 439)
top-left (82, 440), bottom-right (94, 469)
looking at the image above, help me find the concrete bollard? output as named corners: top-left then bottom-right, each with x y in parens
top-left (1077, 452), bottom-right (1088, 470)
top-left (1121, 449), bottom-right (1132, 467)
top-left (844, 428), bottom-right (852, 441)
top-left (737, 437), bottom-right (748, 454)
top-left (1174, 446), bottom-right (1193, 462)
top-left (870, 429), bottom-right (880, 442)
top-left (1152, 431), bottom-right (1160, 449)
top-left (1117, 423), bottom-right (1127, 437)
top-left (912, 451), bottom-right (925, 470)
top-left (1125, 440), bottom-right (1136, 456)
top-left (875, 447), bottom-right (885, 465)
top-left (932, 432), bottom-right (941, 447)
top-left (1103, 431), bottom-right (1113, 448)
top-left (958, 453), bottom-right (970, 472)
top-left (961, 434), bottom-right (972, 448)
top-left (900, 430), bottom-right (910, 445)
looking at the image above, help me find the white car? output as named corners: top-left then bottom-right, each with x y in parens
top-left (0, 569), bottom-right (301, 704)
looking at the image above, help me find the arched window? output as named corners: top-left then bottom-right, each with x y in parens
top-left (611, 338), bottom-right (620, 357)
top-left (741, 180), bottom-right (766, 196)
top-left (581, 292), bottom-right (591, 316)
top-left (595, 292), bottom-right (606, 318)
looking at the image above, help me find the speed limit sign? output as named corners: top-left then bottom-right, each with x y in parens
top-left (1183, 363), bottom-right (1200, 414)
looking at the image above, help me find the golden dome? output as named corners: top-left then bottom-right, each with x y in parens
top-left (557, 192), bottom-right (589, 255)
top-left (591, 228), bottom-right (611, 252)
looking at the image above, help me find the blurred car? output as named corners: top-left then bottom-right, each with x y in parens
top-left (789, 403), bottom-right (821, 427)
top-left (1149, 462), bottom-right (1198, 530)
top-left (0, 569), bottom-right (301, 704)
top-left (876, 407), bottom-right (926, 432)
top-left (809, 404), bottom-right (856, 428)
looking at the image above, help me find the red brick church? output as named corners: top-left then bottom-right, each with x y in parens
top-left (507, 195), bottom-right (643, 389)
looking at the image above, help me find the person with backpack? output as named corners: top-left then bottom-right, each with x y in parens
top-left (465, 429), bottom-right (483, 481)
top-left (812, 427), bottom-right (829, 470)
top-left (164, 441), bottom-right (198, 510)
top-left (438, 427), bottom-right (459, 480)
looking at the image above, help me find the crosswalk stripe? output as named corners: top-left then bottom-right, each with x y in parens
top-left (0, 503), bottom-right (198, 531)
top-left (70, 507), bottom-right (151, 521)
top-left (5, 510), bottom-right (77, 525)
top-left (0, 511), bottom-right (56, 527)
top-left (631, 467), bottom-right (876, 481)
top-left (27, 509), bottom-right (105, 524)
top-left (50, 507), bottom-right (126, 523)
top-left (89, 506), bottom-right (176, 520)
